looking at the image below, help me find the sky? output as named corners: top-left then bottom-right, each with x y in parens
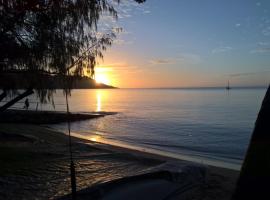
top-left (95, 0), bottom-right (270, 88)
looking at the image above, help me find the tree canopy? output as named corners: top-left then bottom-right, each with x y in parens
top-left (0, 0), bottom-right (145, 102)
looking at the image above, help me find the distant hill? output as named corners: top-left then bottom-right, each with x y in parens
top-left (0, 71), bottom-right (116, 89)
top-left (71, 76), bottom-right (116, 89)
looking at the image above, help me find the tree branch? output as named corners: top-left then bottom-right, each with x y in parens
top-left (0, 89), bottom-right (34, 112)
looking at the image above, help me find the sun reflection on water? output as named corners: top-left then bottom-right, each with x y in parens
top-left (96, 92), bottom-right (102, 112)
top-left (89, 135), bottom-right (101, 142)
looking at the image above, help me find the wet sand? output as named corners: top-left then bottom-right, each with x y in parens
top-left (0, 123), bottom-right (239, 200)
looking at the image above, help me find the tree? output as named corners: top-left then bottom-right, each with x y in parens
top-left (0, 0), bottom-right (145, 109)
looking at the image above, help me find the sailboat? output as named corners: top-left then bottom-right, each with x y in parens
top-left (226, 80), bottom-right (231, 90)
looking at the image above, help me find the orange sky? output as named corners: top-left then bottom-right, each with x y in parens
top-left (96, 59), bottom-right (218, 88)
top-left (95, 48), bottom-right (269, 88)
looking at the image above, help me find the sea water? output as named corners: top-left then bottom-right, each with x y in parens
top-left (36, 88), bottom-right (266, 169)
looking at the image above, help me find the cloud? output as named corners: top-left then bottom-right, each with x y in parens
top-left (97, 62), bottom-right (128, 68)
top-left (98, 1), bottom-right (150, 34)
top-left (143, 10), bottom-right (151, 14)
top-left (96, 62), bottom-right (140, 72)
top-left (176, 53), bottom-right (201, 65)
top-left (149, 53), bottom-right (201, 66)
top-left (113, 39), bottom-right (134, 45)
top-left (258, 42), bottom-right (270, 46)
top-left (212, 46), bottom-right (232, 54)
top-left (250, 47), bottom-right (270, 53)
top-left (149, 59), bottom-right (174, 65)
top-left (250, 42), bottom-right (270, 53)
top-left (118, 13), bottom-right (132, 19)
top-left (262, 27), bottom-right (270, 36)
top-left (228, 70), bottom-right (270, 77)
top-left (110, 0), bottom-right (150, 19)
top-left (235, 23), bottom-right (241, 27)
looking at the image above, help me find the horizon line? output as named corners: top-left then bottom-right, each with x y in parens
top-left (118, 85), bottom-right (269, 90)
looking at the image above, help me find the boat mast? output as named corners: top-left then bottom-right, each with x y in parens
top-left (226, 80), bottom-right (230, 90)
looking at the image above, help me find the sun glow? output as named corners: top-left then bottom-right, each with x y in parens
top-left (95, 73), bottom-right (110, 85)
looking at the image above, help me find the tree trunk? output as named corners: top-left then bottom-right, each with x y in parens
top-left (0, 89), bottom-right (34, 112)
top-left (232, 85), bottom-right (270, 199)
top-left (0, 90), bottom-right (7, 102)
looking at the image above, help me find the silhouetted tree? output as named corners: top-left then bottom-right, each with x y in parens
top-left (0, 0), bottom-right (145, 110)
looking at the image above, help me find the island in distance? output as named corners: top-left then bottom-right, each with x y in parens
top-left (0, 71), bottom-right (116, 89)
top-left (70, 76), bottom-right (116, 89)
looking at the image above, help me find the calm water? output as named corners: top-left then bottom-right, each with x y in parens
top-left (37, 88), bottom-right (266, 169)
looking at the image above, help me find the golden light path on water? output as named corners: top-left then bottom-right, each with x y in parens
top-left (89, 135), bottom-right (102, 142)
top-left (96, 92), bottom-right (102, 112)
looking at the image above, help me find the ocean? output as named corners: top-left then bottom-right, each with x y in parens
top-left (34, 88), bottom-right (266, 170)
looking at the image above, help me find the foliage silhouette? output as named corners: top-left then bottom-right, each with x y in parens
top-left (0, 0), bottom-right (145, 104)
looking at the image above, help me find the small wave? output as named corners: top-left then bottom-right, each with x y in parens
top-left (105, 138), bottom-right (243, 162)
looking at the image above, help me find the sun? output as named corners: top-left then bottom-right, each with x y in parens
top-left (95, 74), bottom-right (110, 85)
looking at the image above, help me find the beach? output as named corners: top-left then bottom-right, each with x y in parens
top-left (0, 123), bottom-right (239, 200)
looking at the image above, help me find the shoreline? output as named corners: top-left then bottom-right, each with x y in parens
top-left (68, 130), bottom-right (241, 171)
top-left (0, 123), bottom-right (240, 199)
top-left (0, 109), bottom-right (117, 124)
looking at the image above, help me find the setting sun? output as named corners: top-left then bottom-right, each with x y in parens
top-left (95, 73), bottom-right (110, 85)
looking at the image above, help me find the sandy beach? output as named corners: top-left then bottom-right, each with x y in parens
top-left (0, 123), bottom-right (239, 200)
